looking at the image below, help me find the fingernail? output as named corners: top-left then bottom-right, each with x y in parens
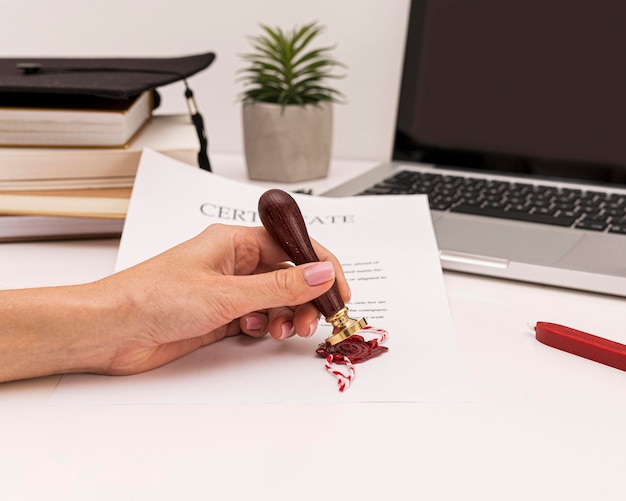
top-left (245, 316), bottom-right (263, 331)
top-left (307, 317), bottom-right (319, 337)
top-left (280, 321), bottom-right (294, 340)
top-left (303, 261), bottom-right (335, 287)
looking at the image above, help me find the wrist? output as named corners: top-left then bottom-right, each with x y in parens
top-left (0, 282), bottom-right (118, 382)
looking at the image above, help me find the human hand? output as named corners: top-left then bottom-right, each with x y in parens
top-left (91, 223), bottom-right (350, 375)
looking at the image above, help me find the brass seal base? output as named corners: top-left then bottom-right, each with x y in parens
top-left (324, 307), bottom-right (367, 346)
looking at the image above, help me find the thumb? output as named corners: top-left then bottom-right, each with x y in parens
top-left (226, 261), bottom-right (336, 317)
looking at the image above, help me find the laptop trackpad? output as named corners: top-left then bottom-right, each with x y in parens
top-left (433, 214), bottom-right (582, 265)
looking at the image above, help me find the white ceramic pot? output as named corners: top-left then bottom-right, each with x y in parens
top-left (242, 101), bottom-right (332, 183)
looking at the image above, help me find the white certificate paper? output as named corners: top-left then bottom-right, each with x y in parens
top-left (50, 149), bottom-right (472, 404)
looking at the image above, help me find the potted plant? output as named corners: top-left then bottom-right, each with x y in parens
top-left (239, 21), bottom-right (345, 183)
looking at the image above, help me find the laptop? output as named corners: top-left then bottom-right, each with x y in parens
top-left (324, 0), bottom-right (626, 297)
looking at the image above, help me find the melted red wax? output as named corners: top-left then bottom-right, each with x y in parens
top-left (316, 334), bottom-right (388, 364)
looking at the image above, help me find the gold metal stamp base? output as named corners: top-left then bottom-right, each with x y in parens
top-left (324, 307), bottom-right (367, 346)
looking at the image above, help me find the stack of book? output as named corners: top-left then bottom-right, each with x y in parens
top-left (0, 111), bottom-right (200, 242)
top-left (0, 52), bottom-right (217, 242)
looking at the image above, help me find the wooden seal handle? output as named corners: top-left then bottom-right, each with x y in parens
top-left (258, 189), bottom-right (345, 318)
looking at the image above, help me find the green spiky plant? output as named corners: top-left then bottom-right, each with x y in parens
top-left (239, 21), bottom-right (345, 106)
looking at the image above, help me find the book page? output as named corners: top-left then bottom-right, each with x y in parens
top-left (49, 149), bottom-right (472, 404)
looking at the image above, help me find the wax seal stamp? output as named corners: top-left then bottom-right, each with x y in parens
top-left (258, 189), bottom-right (367, 346)
top-left (258, 189), bottom-right (389, 391)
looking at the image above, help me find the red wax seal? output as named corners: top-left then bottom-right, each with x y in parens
top-left (316, 334), bottom-right (388, 364)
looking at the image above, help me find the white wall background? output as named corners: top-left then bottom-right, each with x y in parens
top-left (0, 0), bottom-right (410, 161)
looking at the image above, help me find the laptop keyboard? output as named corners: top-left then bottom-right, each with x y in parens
top-left (357, 170), bottom-right (626, 235)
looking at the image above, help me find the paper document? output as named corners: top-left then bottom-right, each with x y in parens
top-left (50, 149), bottom-right (472, 404)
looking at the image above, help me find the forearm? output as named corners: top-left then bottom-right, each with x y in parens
top-left (0, 282), bottom-right (116, 383)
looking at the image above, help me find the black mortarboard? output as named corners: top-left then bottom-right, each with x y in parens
top-left (0, 52), bottom-right (216, 170)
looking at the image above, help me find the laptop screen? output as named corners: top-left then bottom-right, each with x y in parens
top-left (394, 0), bottom-right (626, 186)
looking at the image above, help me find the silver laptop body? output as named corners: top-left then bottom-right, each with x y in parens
top-left (324, 161), bottom-right (626, 297)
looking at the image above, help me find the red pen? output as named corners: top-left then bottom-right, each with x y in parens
top-left (534, 322), bottom-right (626, 371)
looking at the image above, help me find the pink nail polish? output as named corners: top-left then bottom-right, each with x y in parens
top-left (307, 317), bottom-right (319, 337)
top-left (280, 322), bottom-right (295, 340)
top-left (245, 316), bottom-right (263, 331)
top-left (303, 261), bottom-right (335, 286)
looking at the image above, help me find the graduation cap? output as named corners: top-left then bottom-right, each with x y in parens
top-left (0, 51), bottom-right (216, 171)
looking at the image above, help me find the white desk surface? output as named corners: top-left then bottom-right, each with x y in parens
top-left (2, 159), bottom-right (626, 500)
